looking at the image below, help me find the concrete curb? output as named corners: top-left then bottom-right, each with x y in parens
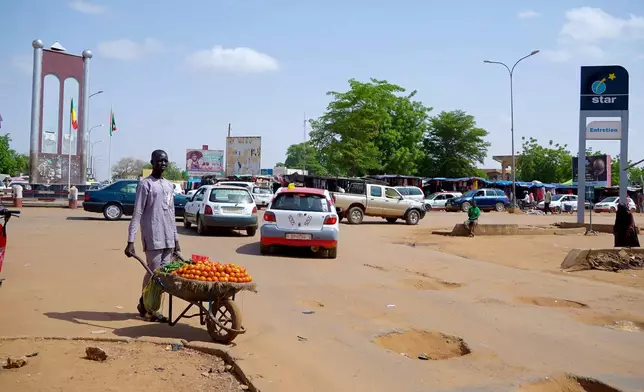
top-left (0, 335), bottom-right (258, 392)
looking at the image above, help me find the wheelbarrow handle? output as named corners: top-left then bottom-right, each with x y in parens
top-left (131, 254), bottom-right (155, 276)
top-left (130, 254), bottom-right (168, 290)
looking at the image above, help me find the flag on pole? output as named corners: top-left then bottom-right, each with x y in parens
top-left (110, 109), bottom-right (117, 136)
top-left (70, 99), bottom-right (78, 130)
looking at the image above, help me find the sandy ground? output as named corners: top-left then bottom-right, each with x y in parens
top-left (0, 208), bottom-right (643, 392)
top-left (0, 339), bottom-right (240, 392)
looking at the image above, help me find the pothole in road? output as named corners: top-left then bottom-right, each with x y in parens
top-left (397, 278), bottom-right (462, 290)
top-left (516, 296), bottom-right (588, 309)
top-left (578, 313), bottom-right (644, 333)
top-left (518, 373), bottom-right (622, 392)
top-left (373, 330), bottom-right (471, 360)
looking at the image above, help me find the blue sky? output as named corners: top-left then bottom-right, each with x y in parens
top-left (1, 0), bottom-right (643, 181)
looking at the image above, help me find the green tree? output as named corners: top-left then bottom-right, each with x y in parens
top-left (420, 110), bottom-right (490, 178)
top-left (284, 142), bottom-right (327, 175)
top-left (274, 162), bottom-right (285, 167)
top-left (0, 134), bottom-right (28, 176)
top-left (610, 156), bottom-right (644, 186)
top-left (142, 161), bottom-right (185, 181)
top-left (309, 78), bottom-right (430, 176)
top-left (516, 137), bottom-right (572, 183)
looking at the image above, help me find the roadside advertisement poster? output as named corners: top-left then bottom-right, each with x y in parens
top-left (572, 154), bottom-right (612, 187)
top-left (185, 149), bottom-right (224, 176)
top-left (226, 136), bottom-right (261, 176)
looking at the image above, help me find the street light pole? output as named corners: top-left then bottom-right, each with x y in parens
top-left (85, 90), bottom-right (104, 178)
top-left (90, 140), bottom-right (103, 176)
top-left (484, 50), bottom-right (539, 208)
top-left (87, 124), bottom-right (104, 170)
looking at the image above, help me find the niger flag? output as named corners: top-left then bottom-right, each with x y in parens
top-left (71, 98), bottom-right (78, 130)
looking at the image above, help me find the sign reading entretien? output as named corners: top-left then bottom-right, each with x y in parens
top-left (586, 120), bottom-right (622, 140)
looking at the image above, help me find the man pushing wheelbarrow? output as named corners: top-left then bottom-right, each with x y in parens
top-left (124, 149), bottom-right (180, 323)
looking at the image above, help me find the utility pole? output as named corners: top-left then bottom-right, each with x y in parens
top-left (303, 112), bottom-right (307, 142)
top-left (227, 123), bottom-right (231, 138)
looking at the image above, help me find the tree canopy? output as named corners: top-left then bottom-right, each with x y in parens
top-left (0, 134), bottom-right (28, 176)
top-left (284, 78), bottom-right (489, 178)
top-left (516, 137), bottom-right (572, 183)
top-left (112, 157), bottom-right (146, 180)
top-left (420, 110), bottom-right (490, 178)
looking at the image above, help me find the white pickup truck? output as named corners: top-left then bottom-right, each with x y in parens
top-left (332, 182), bottom-right (426, 225)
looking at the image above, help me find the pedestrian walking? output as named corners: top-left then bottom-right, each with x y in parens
top-left (544, 189), bottom-right (552, 214)
top-left (124, 149), bottom-right (181, 322)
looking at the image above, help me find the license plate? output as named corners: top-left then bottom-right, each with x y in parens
top-left (285, 233), bottom-right (312, 240)
top-left (222, 207), bottom-right (243, 213)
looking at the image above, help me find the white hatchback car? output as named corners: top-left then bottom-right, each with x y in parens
top-left (424, 192), bottom-right (462, 210)
top-left (183, 185), bottom-right (258, 236)
top-left (593, 196), bottom-right (637, 213)
top-left (260, 187), bottom-right (339, 259)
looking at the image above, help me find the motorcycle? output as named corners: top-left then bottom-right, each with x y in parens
top-left (0, 208), bottom-right (20, 287)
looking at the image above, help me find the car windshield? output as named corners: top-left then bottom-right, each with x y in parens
top-left (425, 194), bottom-right (437, 200)
top-left (397, 188), bottom-right (409, 195)
top-left (551, 195), bottom-right (564, 201)
top-left (272, 193), bottom-right (330, 212)
top-left (253, 187), bottom-right (272, 194)
top-left (462, 190), bottom-right (477, 198)
top-left (602, 197), bottom-right (618, 203)
top-left (209, 188), bottom-right (253, 204)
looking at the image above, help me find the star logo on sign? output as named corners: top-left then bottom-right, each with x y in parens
top-left (608, 73), bottom-right (616, 81)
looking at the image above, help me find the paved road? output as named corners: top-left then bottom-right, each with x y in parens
top-left (0, 208), bottom-right (642, 392)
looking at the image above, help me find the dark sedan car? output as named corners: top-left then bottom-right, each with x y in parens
top-left (83, 179), bottom-right (188, 220)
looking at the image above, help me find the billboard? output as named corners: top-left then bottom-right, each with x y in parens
top-left (226, 136), bottom-right (261, 176)
top-left (185, 149), bottom-right (224, 177)
top-left (572, 155), bottom-right (612, 187)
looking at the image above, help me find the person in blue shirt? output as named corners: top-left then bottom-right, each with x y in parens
top-left (465, 200), bottom-right (481, 237)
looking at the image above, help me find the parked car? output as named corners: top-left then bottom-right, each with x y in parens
top-left (395, 186), bottom-right (425, 203)
top-left (83, 179), bottom-right (188, 220)
top-left (332, 182), bottom-right (426, 225)
top-left (183, 185), bottom-right (258, 236)
top-left (536, 194), bottom-right (579, 212)
top-left (593, 196), bottom-right (637, 213)
top-left (250, 186), bottom-right (273, 209)
top-left (424, 192), bottom-right (462, 211)
top-left (445, 188), bottom-right (510, 212)
top-left (260, 187), bottom-right (339, 258)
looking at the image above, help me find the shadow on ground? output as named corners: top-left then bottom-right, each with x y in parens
top-left (66, 216), bottom-right (114, 221)
top-left (43, 310), bottom-right (214, 343)
top-left (236, 242), bottom-right (328, 259)
top-left (177, 226), bottom-right (251, 238)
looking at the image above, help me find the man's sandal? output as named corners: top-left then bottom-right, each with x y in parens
top-left (144, 311), bottom-right (169, 323)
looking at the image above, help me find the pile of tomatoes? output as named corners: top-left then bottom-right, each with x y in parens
top-left (172, 259), bottom-right (253, 283)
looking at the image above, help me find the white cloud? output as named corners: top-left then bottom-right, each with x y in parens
top-left (96, 38), bottom-right (163, 61)
top-left (560, 7), bottom-right (644, 43)
top-left (186, 46), bottom-right (279, 74)
top-left (11, 55), bottom-right (32, 75)
top-left (518, 10), bottom-right (540, 19)
top-left (69, 0), bottom-right (107, 14)
top-left (544, 7), bottom-right (644, 62)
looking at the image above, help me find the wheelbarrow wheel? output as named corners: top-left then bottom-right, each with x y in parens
top-left (206, 299), bottom-right (243, 344)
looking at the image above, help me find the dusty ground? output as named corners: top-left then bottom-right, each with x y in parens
top-left (0, 208), bottom-right (643, 392)
top-left (0, 339), bottom-right (240, 392)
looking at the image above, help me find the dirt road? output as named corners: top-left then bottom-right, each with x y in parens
top-left (0, 208), bottom-right (643, 391)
